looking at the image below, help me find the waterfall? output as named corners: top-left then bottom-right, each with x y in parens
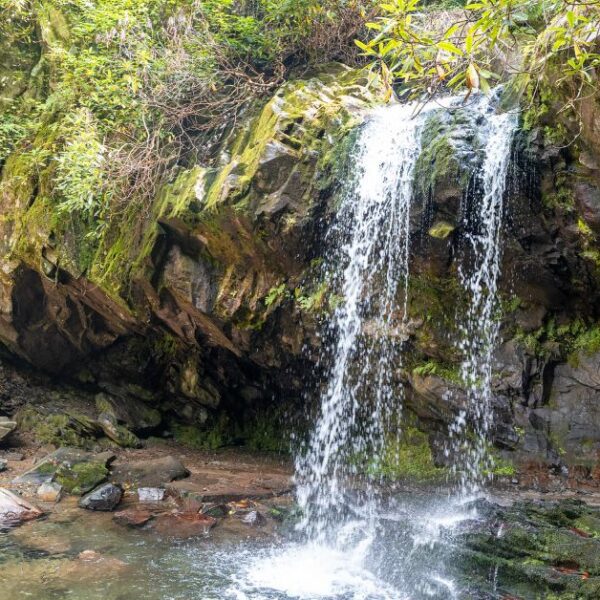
top-left (295, 100), bottom-right (435, 542)
top-left (249, 93), bottom-right (521, 599)
top-left (452, 97), bottom-right (519, 491)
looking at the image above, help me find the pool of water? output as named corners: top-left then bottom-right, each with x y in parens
top-left (0, 493), bottom-right (487, 600)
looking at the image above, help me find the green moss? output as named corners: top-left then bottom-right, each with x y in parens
top-left (412, 360), bottom-right (462, 385)
top-left (54, 460), bottom-right (108, 495)
top-left (368, 426), bottom-right (446, 482)
top-left (428, 221), bottom-right (455, 239)
top-left (241, 411), bottom-right (289, 453)
top-left (16, 406), bottom-right (99, 449)
top-left (172, 413), bottom-right (233, 450)
top-left (483, 453), bottom-right (517, 478)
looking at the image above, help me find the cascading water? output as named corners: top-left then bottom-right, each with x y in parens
top-left (227, 93), bottom-right (520, 600)
top-left (294, 100), bottom-right (434, 543)
top-left (451, 97), bottom-right (519, 492)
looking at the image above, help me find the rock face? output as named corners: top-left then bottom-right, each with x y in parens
top-left (1, 12), bottom-right (600, 486)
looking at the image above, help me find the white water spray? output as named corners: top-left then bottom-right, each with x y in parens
top-left (294, 101), bottom-right (435, 542)
top-left (453, 97), bottom-right (519, 491)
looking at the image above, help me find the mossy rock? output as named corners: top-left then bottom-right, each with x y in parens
top-left (16, 406), bottom-right (101, 450)
top-left (54, 460), bottom-right (109, 496)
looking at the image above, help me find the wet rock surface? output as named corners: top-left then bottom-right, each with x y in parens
top-left (79, 483), bottom-right (122, 511)
top-left (454, 498), bottom-right (600, 598)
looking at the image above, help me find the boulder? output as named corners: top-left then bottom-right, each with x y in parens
top-left (0, 417), bottom-right (16, 443)
top-left (78, 483), bottom-right (122, 511)
top-left (111, 456), bottom-right (189, 488)
top-left (0, 488), bottom-right (43, 524)
top-left (97, 412), bottom-right (141, 448)
top-left (14, 448), bottom-right (113, 493)
top-left (94, 393), bottom-right (161, 434)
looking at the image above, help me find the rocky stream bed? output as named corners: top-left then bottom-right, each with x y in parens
top-left (1, 437), bottom-right (600, 599)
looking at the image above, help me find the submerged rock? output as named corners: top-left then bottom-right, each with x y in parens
top-left (113, 508), bottom-right (154, 528)
top-left (0, 488), bottom-right (43, 524)
top-left (151, 512), bottom-right (216, 538)
top-left (78, 483), bottom-right (122, 511)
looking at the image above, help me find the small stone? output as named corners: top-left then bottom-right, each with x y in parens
top-left (138, 487), bottom-right (165, 503)
top-left (242, 510), bottom-right (266, 527)
top-left (78, 483), bottom-right (122, 511)
top-left (113, 509), bottom-right (154, 528)
top-left (78, 550), bottom-right (103, 562)
top-left (37, 482), bottom-right (62, 503)
top-left (0, 460), bottom-right (6, 473)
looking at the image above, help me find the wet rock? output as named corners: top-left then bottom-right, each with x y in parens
top-left (241, 510), bottom-right (266, 527)
top-left (113, 508), bottom-right (154, 528)
top-left (97, 412), bottom-right (141, 448)
top-left (0, 416), bottom-right (16, 443)
top-left (456, 499), bottom-right (600, 598)
top-left (138, 487), bottom-right (165, 503)
top-left (575, 181), bottom-right (600, 233)
top-left (111, 455), bottom-right (189, 488)
top-left (0, 488), bottom-right (43, 524)
top-left (37, 482), bottom-right (62, 503)
top-left (54, 460), bottom-right (109, 496)
top-left (151, 511), bottom-right (216, 538)
top-left (14, 447), bottom-right (113, 489)
top-left (78, 483), bottom-right (122, 511)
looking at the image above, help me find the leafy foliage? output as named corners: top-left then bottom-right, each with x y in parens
top-left (1, 0), bottom-right (376, 246)
top-left (356, 0), bottom-right (600, 110)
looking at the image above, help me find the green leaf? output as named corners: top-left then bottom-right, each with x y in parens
top-left (437, 40), bottom-right (463, 55)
